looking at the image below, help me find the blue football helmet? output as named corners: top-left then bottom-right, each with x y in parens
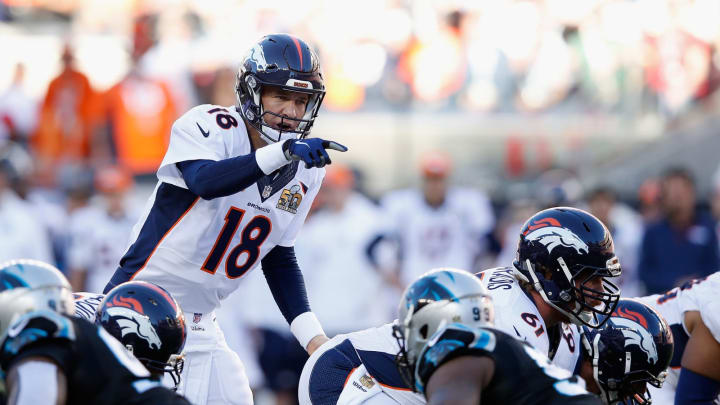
top-left (96, 281), bottom-right (186, 387)
top-left (513, 207), bottom-right (621, 328)
top-left (393, 268), bottom-right (494, 391)
top-left (235, 33), bottom-right (325, 144)
top-left (581, 299), bottom-right (674, 405)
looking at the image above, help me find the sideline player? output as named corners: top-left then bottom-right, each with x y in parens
top-left (103, 33), bottom-right (346, 405)
top-left (635, 272), bottom-right (720, 403)
top-left (0, 259), bottom-right (190, 404)
top-left (74, 281), bottom-right (187, 389)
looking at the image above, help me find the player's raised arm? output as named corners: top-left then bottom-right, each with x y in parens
top-left (674, 311), bottom-right (720, 404)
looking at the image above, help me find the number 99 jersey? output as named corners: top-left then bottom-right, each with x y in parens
top-left (414, 323), bottom-right (600, 404)
top-left (115, 104), bottom-right (324, 314)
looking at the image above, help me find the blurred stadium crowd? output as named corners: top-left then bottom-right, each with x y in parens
top-left (2, 0), bottom-right (720, 404)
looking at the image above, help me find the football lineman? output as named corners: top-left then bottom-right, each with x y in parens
top-left (635, 272), bottom-right (720, 404)
top-left (83, 281), bottom-right (187, 389)
top-left (103, 34), bottom-right (346, 405)
top-left (0, 259), bottom-right (190, 405)
top-left (579, 299), bottom-right (674, 405)
top-left (299, 269), bottom-right (600, 405)
top-left (395, 269), bottom-right (600, 404)
top-left (477, 206), bottom-right (621, 372)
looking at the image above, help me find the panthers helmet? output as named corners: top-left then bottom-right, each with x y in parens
top-left (393, 268), bottom-right (494, 390)
top-left (581, 299), bottom-right (673, 405)
top-left (96, 281), bottom-right (186, 386)
top-left (513, 207), bottom-right (621, 328)
top-left (236, 33), bottom-right (325, 144)
top-left (0, 259), bottom-right (74, 343)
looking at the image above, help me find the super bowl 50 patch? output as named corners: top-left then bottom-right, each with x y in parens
top-left (276, 184), bottom-right (303, 214)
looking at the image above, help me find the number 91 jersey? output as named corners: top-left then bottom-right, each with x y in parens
top-left (118, 104), bottom-right (324, 314)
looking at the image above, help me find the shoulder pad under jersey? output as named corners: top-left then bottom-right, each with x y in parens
top-left (414, 323), bottom-right (496, 394)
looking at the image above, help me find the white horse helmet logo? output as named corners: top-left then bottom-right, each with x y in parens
top-left (105, 306), bottom-right (162, 350)
top-left (611, 309), bottom-right (658, 365)
top-left (524, 226), bottom-right (589, 255)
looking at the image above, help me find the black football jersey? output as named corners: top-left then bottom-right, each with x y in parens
top-left (415, 323), bottom-right (601, 405)
top-left (0, 310), bottom-right (189, 405)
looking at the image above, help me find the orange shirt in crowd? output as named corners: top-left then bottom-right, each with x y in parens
top-left (103, 75), bottom-right (177, 175)
top-left (32, 69), bottom-right (98, 176)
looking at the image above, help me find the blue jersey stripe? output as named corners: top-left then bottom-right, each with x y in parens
top-left (669, 323), bottom-right (689, 368)
top-left (356, 349), bottom-right (411, 390)
top-left (112, 183), bottom-right (199, 287)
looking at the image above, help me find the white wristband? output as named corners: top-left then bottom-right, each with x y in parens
top-left (290, 312), bottom-right (325, 349)
top-left (255, 141), bottom-right (290, 175)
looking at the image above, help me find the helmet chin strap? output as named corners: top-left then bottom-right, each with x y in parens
top-left (523, 259), bottom-right (587, 326)
top-left (591, 333), bottom-right (615, 405)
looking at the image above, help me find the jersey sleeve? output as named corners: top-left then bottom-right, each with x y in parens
top-left (157, 105), bottom-right (230, 189)
top-left (277, 168), bottom-right (325, 247)
top-left (73, 292), bottom-right (105, 322)
top-left (414, 323), bottom-right (497, 394)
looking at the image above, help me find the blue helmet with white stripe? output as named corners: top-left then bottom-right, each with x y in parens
top-left (393, 268), bottom-right (494, 391)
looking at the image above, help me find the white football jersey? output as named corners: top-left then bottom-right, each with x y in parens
top-left (381, 188), bottom-right (494, 286)
top-left (73, 292), bottom-right (105, 322)
top-left (119, 105), bottom-right (324, 314)
top-left (477, 267), bottom-right (582, 373)
top-left (635, 271), bottom-right (720, 400)
top-left (68, 206), bottom-right (138, 293)
top-left (301, 322), bottom-right (425, 405)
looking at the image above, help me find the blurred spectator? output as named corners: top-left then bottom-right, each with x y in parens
top-left (493, 197), bottom-right (540, 268)
top-left (296, 164), bottom-right (389, 334)
top-left (369, 151), bottom-right (495, 290)
top-left (67, 166), bottom-right (138, 292)
top-left (32, 43), bottom-right (98, 186)
top-left (0, 63), bottom-right (37, 147)
top-left (638, 167), bottom-right (719, 294)
top-left (0, 148), bottom-right (53, 263)
top-left (99, 16), bottom-right (177, 176)
top-left (637, 177), bottom-right (663, 223)
top-left (584, 186), bottom-right (644, 296)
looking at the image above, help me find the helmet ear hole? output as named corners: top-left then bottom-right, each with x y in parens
top-left (419, 324), bottom-right (429, 339)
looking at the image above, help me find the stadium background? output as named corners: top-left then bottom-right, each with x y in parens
top-left (1, 0), bottom-right (720, 404)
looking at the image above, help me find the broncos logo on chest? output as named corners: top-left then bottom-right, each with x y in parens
top-left (105, 306), bottom-right (162, 350)
top-left (524, 226), bottom-right (589, 255)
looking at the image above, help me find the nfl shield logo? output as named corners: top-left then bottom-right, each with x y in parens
top-left (262, 185), bottom-right (272, 199)
top-left (193, 313), bottom-right (202, 323)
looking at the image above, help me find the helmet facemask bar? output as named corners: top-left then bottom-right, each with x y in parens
top-left (392, 322), bottom-right (416, 392)
top-left (519, 256), bottom-right (620, 328)
top-left (138, 353), bottom-right (185, 390)
top-left (566, 263), bottom-right (621, 328)
top-left (236, 74), bottom-right (325, 144)
top-left (583, 330), bottom-right (662, 405)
